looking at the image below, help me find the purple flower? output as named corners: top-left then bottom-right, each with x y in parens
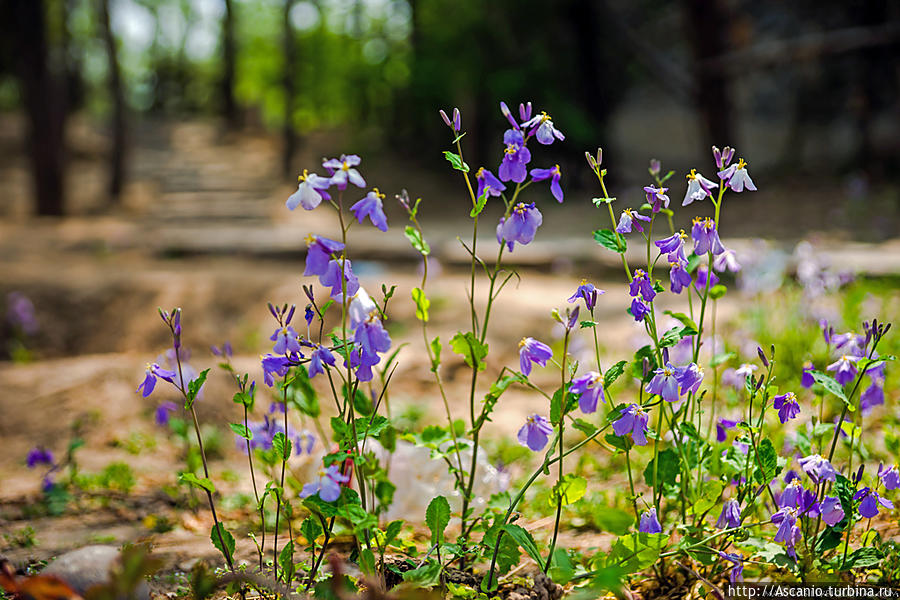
top-left (772, 506), bottom-right (798, 544)
top-left (499, 101), bottom-right (518, 129)
top-left (300, 464), bottom-right (350, 503)
top-left (879, 464), bottom-right (900, 490)
top-left (691, 217), bottom-right (725, 256)
top-left (717, 552), bottom-right (744, 583)
top-left (211, 341), bottom-right (233, 358)
top-left (630, 298), bottom-right (650, 322)
top-left (136, 363), bottom-right (178, 397)
top-left (476, 167), bottom-right (506, 198)
top-left (7, 291), bottom-right (39, 335)
top-left (519, 102), bottom-right (533, 123)
top-left (820, 496), bottom-right (845, 526)
top-left (827, 354), bottom-right (859, 385)
top-left (854, 487), bottom-right (894, 518)
top-left (655, 231), bottom-right (689, 264)
top-left (772, 392), bottom-right (801, 424)
top-left (712, 146), bottom-right (735, 169)
top-left (639, 508), bottom-right (662, 533)
top-left (498, 202), bottom-right (542, 250)
top-left (716, 418), bottom-right (738, 442)
top-left (716, 499), bottom-right (741, 529)
top-left (669, 260), bottom-right (693, 294)
top-left (798, 454), bottom-right (836, 483)
top-left (350, 189), bottom-right (388, 232)
top-left (439, 108), bottom-right (461, 133)
top-left (26, 446), bottom-right (54, 468)
top-left (530, 165), bottom-right (563, 202)
top-left (646, 363), bottom-right (681, 402)
top-left (322, 154), bottom-right (365, 190)
top-left (643, 185), bottom-right (669, 213)
top-left (801, 361), bottom-right (815, 388)
top-left (860, 379), bottom-right (884, 413)
top-left (320, 259), bottom-right (360, 299)
top-left (615, 208), bottom-right (651, 234)
top-left (568, 280), bottom-right (603, 311)
top-left (353, 312), bottom-right (392, 381)
top-left (569, 371), bottom-right (605, 414)
top-left (612, 404), bottom-right (650, 446)
top-left (693, 265), bottom-right (719, 293)
top-left (262, 353), bottom-right (292, 387)
top-left (498, 129), bottom-right (531, 183)
top-left (287, 170), bottom-right (332, 210)
top-left (779, 480), bottom-right (804, 509)
top-left (713, 248), bottom-right (741, 273)
top-left (718, 158), bottom-right (756, 192)
top-left (270, 325), bottom-right (302, 355)
top-left (683, 169), bottom-right (718, 206)
top-left (629, 269), bottom-right (656, 302)
top-left (518, 337), bottom-right (552, 376)
top-left (522, 111), bottom-right (565, 145)
top-left (305, 305), bottom-right (315, 326)
top-left (305, 236), bottom-right (345, 277)
top-left (308, 345), bottom-right (335, 378)
top-left (517, 414), bottom-right (553, 451)
top-left (347, 287), bottom-right (377, 327)
top-left (676, 363), bottom-right (704, 395)
top-left (155, 401), bottom-right (178, 426)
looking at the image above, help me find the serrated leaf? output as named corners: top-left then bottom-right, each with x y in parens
top-left (603, 361), bottom-right (628, 388)
top-left (810, 371), bottom-right (849, 404)
top-left (753, 438), bottom-right (780, 484)
top-left (593, 228), bottom-right (625, 253)
top-left (402, 560), bottom-right (441, 588)
top-left (411, 287), bottom-right (430, 322)
top-left (272, 432), bottom-right (292, 461)
top-left (210, 523), bottom-right (235, 564)
top-left (843, 547), bottom-right (882, 569)
top-left (229, 423), bottom-right (252, 440)
top-left (442, 150), bottom-right (469, 173)
top-left (580, 320), bottom-right (597, 328)
top-left (449, 331), bottom-right (488, 372)
top-left (425, 496), bottom-right (451, 546)
top-left (470, 190), bottom-right (489, 217)
top-left (663, 311), bottom-right (699, 332)
top-left (610, 533), bottom-right (666, 573)
top-left (300, 517), bottom-right (323, 546)
top-left (185, 369), bottom-right (210, 409)
top-left (278, 540), bottom-right (295, 580)
top-left (501, 524), bottom-right (543, 567)
top-left (551, 474), bottom-right (587, 506)
top-left (384, 519), bottom-right (403, 546)
top-left (403, 225), bottom-right (430, 256)
top-left (179, 472), bottom-right (215, 494)
top-left (659, 326), bottom-right (695, 348)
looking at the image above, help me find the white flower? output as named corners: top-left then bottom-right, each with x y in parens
top-left (682, 169), bottom-right (718, 206)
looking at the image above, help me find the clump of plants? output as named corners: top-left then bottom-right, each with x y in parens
top-left (28, 103), bottom-right (897, 598)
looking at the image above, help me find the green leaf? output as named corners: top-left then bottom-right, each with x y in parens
top-left (603, 361), bottom-right (628, 388)
top-left (643, 448), bottom-right (679, 493)
top-left (843, 547), bottom-right (882, 569)
top-left (470, 190), bottom-right (489, 217)
top-left (272, 432), bottom-right (292, 461)
top-left (384, 519), bottom-right (404, 546)
top-left (429, 336), bottom-right (442, 373)
top-left (232, 391), bottom-right (253, 409)
top-left (593, 228), bottom-right (625, 253)
top-left (809, 371), bottom-right (849, 405)
top-left (659, 326), bottom-right (697, 348)
top-left (210, 523), bottom-right (235, 565)
top-left (278, 540), bottom-right (295, 581)
top-left (692, 480), bottom-right (725, 515)
top-left (229, 423), bottom-right (252, 440)
top-left (449, 331), bottom-right (488, 372)
top-left (425, 496), bottom-right (451, 547)
top-left (300, 517), bottom-right (323, 546)
top-left (442, 150), bottom-right (469, 173)
top-left (753, 438), bottom-right (780, 484)
top-left (663, 311), bottom-right (699, 332)
top-left (711, 352), bottom-right (736, 367)
top-left (591, 506), bottom-right (633, 535)
top-left (580, 320), bottom-right (597, 329)
top-left (632, 345), bottom-right (658, 382)
top-left (501, 524), bottom-right (543, 566)
top-left (551, 474), bottom-right (587, 506)
top-left (358, 548), bottom-right (376, 576)
top-left (572, 418), bottom-right (598, 437)
top-left (610, 533), bottom-right (666, 573)
top-left (403, 225), bottom-right (430, 256)
top-left (185, 369), bottom-right (210, 409)
top-left (402, 560), bottom-right (441, 588)
top-left (548, 549), bottom-right (575, 585)
top-left (179, 473), bottom-right (215, 494)
top-left (286, 365), bottom-right (320, 418)
top-left (411, 287), bottom-right (430, 322)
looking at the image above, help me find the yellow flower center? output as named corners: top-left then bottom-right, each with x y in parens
top-left (504, 144), bottom-right (517, 155)
top-left (372, 187), bottom-right (385, 200)
top-left (519, 338), bottom-right (528, 349)
top-left (298, 168), bottom-right (310, 183)
top-left (341, 161), bottom-right (350, 171)
top-left (737, 158), bottom-right (747, 169)
top-left (635, 269), bottom-right (646, 279)
top-left (552, 164), bottom-right (561, 175)
top-left (693, 216), bottom-right (704, 225)
top-left (540, 111), bottom-right (550, 122)
top-left (476, 167), bottom-right (485, 178)
top-left (686, 169), bottom-right (698, 181)
top-left (580, 278), bottom-right (588, 285)
top-left (514, 202), bottom-right (527, 215)
top-left (304, 234), bottom-right (316, 246)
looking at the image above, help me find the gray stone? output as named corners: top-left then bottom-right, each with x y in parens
top-left (42, 546), bottom-right (151, 600)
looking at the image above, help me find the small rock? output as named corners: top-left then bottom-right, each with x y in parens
top-left (42, 546), bottom-right (150, 600)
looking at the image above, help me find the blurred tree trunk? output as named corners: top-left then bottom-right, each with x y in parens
top-left (221, 0), bottom-right (239, 128)
top-left (282, 0), bottom-right (297, 177)
top-left (681, 0), bottom-right (735, 150)
top-left (10, 0), bottom-right (67, 216)
top-left (98, 0), bottom-right (126, 202)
